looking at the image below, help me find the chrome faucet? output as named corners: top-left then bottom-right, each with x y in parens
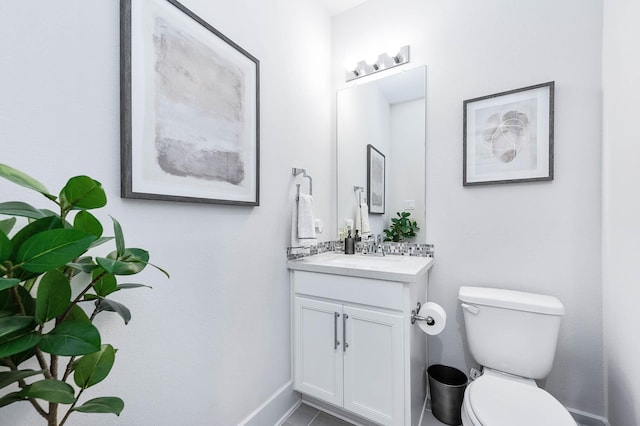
top-left (363, 234), bottom-right (385, 256)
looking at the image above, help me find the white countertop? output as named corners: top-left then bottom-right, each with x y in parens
top-left (287, 252), bottom-right (434, 282)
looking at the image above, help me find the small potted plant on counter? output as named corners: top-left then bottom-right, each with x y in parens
top-left (383, 211), bottom-right (419, 242)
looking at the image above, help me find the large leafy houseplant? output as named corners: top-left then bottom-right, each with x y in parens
top-left (0, 164), bottom-right (167, 425)
top-left (383, 211), bottom-right (419, 242)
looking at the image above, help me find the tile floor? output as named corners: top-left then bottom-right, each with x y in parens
top-left (283, 403), bottom-right (589, 426)
top-left (282, 403), bottom-right (447, 426)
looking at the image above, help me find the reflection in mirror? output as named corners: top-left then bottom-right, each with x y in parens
top-left (337, 66), bottom-right (426, 243)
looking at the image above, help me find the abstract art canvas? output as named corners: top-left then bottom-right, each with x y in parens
top-left (367, 144), bottom-right (385, 214)
top-left (121, 0), bottom-right (259, 205)
top-left (463, 82), bottom-right (554, 186)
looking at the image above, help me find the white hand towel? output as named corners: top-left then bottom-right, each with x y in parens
top-left (297, 194), bottom-right (316, 239)
top-left (360, 202), bottom-right (371, 234)
top-left (355, 205), bottom-right (362, 234)
top-left (291, 194), bottom-right (317, 247)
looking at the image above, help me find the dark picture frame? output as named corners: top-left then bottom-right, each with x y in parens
top-left (120, 0), bottom-right (260, 205)
top-left (367, 144), bottom-right (385, 214)
top-left (463, 82), bottom-right (554, 186)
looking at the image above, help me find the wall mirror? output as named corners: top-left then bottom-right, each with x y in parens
top-left (337, 66), bottom-right (426, 243)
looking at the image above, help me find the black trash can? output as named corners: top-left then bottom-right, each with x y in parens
top-left (427, 364), bottom-right (468, 425)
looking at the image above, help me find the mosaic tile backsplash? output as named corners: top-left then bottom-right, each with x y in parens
top-left (287, 241), bottom-right (434, 260)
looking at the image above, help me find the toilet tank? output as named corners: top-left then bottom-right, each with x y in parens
top-left (458, 286), bottom-right (565, 379)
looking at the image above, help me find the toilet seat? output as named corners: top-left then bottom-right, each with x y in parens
top-left (464, 373), bottom-right (576, 426)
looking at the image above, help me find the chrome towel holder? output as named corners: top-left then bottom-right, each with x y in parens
top-left (292, 168), bottom-right (312, 200)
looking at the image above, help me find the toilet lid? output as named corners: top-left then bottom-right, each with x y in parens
top-left (468, 375), bottom-right (576, 426)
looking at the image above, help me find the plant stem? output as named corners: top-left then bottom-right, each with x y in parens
top-left (48, 402), bottom-right (58, 426)
top-left (58, 271), bottom-right (107, 323)
top-left (59, 388), bottom-right (84, 426)
top-left (33, 349), bottom-right (53, 380)
top-left (10, 286), bottom-right (26, 316)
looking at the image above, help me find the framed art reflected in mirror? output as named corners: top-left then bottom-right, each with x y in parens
top-left (367, 144), bottom-right (385, 214)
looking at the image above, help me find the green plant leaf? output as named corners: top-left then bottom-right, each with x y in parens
top-left (0, 391), bottom-right (27, 408)
top-left (0, 164), bottom-right (54, 199)
top-left (35, 270), bottom-right (71, 324)
top-left (0, 316), bottom-right (34, 340)
top-left (95, 299), bottom-right (131, 325)
top-left (39, 321), bottom-right (100, 356)
top-left (0, 329), bottom-right (40, 358)
top-left (97, 248), bottom-right (149, 276)
top-left (74, 344), bottom-right (116, 389)
top-left (0, 278), bottom-right (19, 292)
top-left (22, 278), bottom-right (37, 293)
top-left (116, 283), bottom-right (152, 290)
top-left (82, 294), bottom-right (100, 301)
top-left (16, 228), bottom-right (97, 273)
top-left (0, 218), bottom-right (16, 235)
top-left (88, 236), bottom-right (114, 249)
top-left (0, 369), bottom-right (44, 390)
top-left (111, 216), bottom-right (125, 258)
top-left (73, 210), bottom-right (103, 238)
top-left (10, 216), bottom-right (64, 258)
top-left (60, 176), bottom-right (107, 211)
top-left (65, 304), bottom-right (91, 324)
top-left (0, 202), bottom-right (49, 220)
top-left (92, 270), bottom-right (117, 298)
top-left (0, 285), bottom-right (35, 316)
top-left (19, 379), bottom-right (75, 404)
top-left (67, 256), bottom-right (100, 274)
top-left (0, 346), bottom-right (36, 368)
top-left (0, 231), bottom-right (12, 261)
top-left (73, 396), bottom-right (124, 415)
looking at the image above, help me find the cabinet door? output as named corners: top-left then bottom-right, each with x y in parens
top-left (343, 306), bottom-right (404, 426)
top-left (293, 296), bottom-right (344, 406)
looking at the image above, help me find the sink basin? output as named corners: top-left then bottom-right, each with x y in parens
top-left (321, 253), bottom-right (405, 268)
top-left (287, 252), bottom-right (433, 282)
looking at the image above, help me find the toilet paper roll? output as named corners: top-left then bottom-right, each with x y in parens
top-left (416, 302), bottom-right (447, 335)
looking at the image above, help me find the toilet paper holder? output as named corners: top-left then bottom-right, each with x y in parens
top-left (411, 302), bottom-right (435, 326)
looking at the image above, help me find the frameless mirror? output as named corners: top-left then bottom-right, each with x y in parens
top-left (337, 66), bottom-right (426, 242)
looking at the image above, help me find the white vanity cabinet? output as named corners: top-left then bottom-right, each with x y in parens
top-left (294, 295), bottom-right (404, 424)
top-left (288, 253), bottom-right (434, 426)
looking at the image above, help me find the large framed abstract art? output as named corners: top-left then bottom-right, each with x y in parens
top-left (463, 82), bottom-right (554, 186)
top-left (120, 0), bottom-right (260, 205)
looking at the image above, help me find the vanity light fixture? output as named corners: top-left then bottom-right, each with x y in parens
top-left (345, 45), bottom-right (410, 82)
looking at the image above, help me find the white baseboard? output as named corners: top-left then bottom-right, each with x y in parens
top-left (567, 407), bottom-right (610, 426)
top-left (238, 382), bottom-right (610, 426)
top-left (238, 380), bottom-right (299, 426)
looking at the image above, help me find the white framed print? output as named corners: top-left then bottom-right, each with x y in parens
top-left (463, 82), bottom-right (554, 186)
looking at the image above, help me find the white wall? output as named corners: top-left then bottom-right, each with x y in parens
top-left (389, 99), bottom-right (426, 242)
top-left (0, 0), bottom-right (332, 424)
top-left (337, 83), bottom-right (390, 236)
top-left (333, 0), bottom-right (604, 417)
top-left (602, 0), bottom-right (640, 425)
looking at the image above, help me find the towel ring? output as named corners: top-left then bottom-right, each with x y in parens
top-left (293, 168), bottom-right (312, 201)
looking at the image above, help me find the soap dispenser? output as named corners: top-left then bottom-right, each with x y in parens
top-left (345, 230), bottom-right (355, 255)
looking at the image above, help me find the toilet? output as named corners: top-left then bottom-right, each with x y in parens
top-left (458, 286), bottom-right (577, 426)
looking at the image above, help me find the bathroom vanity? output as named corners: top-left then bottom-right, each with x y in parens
top-left (288, 252), bottom-right (434, 426)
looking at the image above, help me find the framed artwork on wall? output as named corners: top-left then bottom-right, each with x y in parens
top-left (120, 0), bottom-right (260, 205)
top-left (463, 81), bottom-right (554, 186)
top-left (367, 144), bottom-right (385, 214)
